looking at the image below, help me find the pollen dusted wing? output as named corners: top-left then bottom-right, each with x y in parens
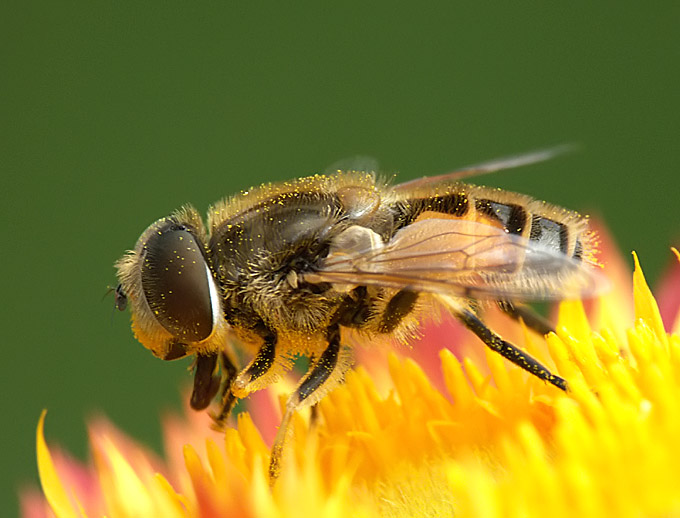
top-left (305, 218), bottom-right (603, 301)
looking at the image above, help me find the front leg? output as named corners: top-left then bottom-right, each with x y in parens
top-left (190, 353), bottom-right (222, 410)
top-left (211, 324), bottom-right (278, 429)
top-left (231, 324), bottom-right (278, 398)
top-left (209, 352), bottom-right (238, 427)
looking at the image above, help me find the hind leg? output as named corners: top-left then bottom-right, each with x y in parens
top-left (455, 308), bottom-right (567, 391)
top-left (497, 300), bottom-right (553, 336)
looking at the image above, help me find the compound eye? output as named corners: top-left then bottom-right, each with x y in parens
top-left (141, 224), bottom-right (217, 343)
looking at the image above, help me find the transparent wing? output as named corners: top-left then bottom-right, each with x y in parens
top-left (303, 218), bottom-right (606, 301)
top-left (393, 144), bottom-right (578, 191)
top-left (324, 155), bottom-right (380, 174)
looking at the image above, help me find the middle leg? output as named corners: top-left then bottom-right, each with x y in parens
top-left (269, 324), bottom-right (349, 483)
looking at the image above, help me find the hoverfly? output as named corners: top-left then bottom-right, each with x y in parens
top-left (114, 148), bottom-right (603, 481)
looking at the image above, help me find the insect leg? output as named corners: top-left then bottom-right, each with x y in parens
top-left (211, 325), bottom-right (277, 429)
top-left (455, 308), bottom-right (567, 391)
top-left (239, 326), bottom-right (277, 387)
top-left (190, 353), bottom-right (221, 410)
top-left (210, 352), bottom-right (238, 427)
top-left (269, 324), bottom-right (344, 483)
top-left (377, 289), bottom-right (419, 333)
top-left (497, 300), bottom-right (554, 336)
top-left (306, 354), bottom-right (320, 429)
top-left (336, 286), bottom-right (418, 333)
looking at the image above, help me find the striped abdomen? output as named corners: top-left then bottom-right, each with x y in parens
top-left (398, 183), bottom-right (592, 263)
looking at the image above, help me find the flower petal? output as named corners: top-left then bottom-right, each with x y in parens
top-left (633, 252), bottom-right (668, 345)
top-left (36, 411), bottom-right (80, 518)
top-left (656, 247), bottom-right (680, 335)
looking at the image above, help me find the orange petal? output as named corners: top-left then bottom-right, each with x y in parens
top-left (655, 247), bottom-right (680, 335)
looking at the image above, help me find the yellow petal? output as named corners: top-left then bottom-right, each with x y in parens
top-left (36, 410), bottom-right (80, 518)
top-left (671, 247), bottom-right (680, 261)
top-left (632, 251), bottom-right (668, 346)
top-left (153, 473), bottom-right (191, 518)
top-left (94, 435), bottom-right (168, 517)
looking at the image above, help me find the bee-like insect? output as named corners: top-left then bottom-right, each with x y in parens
top-left (114, 149), bottom-right (603, 480)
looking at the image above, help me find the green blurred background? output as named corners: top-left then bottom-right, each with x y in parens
top-left (3, 1), bottom-right (679, 513)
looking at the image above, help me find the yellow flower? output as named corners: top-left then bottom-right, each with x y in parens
top-left (25, 247), bottom-right (680, 518)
